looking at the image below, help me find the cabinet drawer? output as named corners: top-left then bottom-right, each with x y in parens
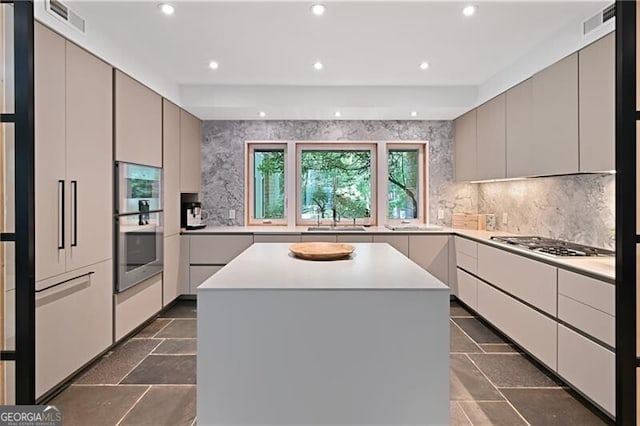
top-left (477, 280), bottom-right (557, 370)
top-left (455, 237), bottom-right (478, 258)
top-left (36, 260), bottom-right (113, 398)
top-left (301, 234), bottom-right (337, 243)
top-left (190, 265), bottom-right (224, 294)
top-left (337, 234), bottom-right (374, 243)
top-left (254, 234), bottom-right (301, 243)
top-left (456, 252), bottom-right (477, 275)
top-left (189, 235), bottom-right (253, 264)
top-left (373, 235), bottom-right (409, 256)
top-left (558, 269), bottom-right (614, 316)
top-left (558, 325), bottom-right (615, 416)
top-left (477, 244), bottom-right (557, 316)
top-left (558, 295), bottom-right (614, 347)
top-left (457, 268), bottom-right (478, 310)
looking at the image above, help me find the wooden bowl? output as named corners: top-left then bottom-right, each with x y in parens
top-left (289, 242), bottom-right (355, 261)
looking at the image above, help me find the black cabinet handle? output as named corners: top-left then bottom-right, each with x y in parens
top-left (71, 180), bottom-right (78, 247)
top-left (58, 180), bottom-right (64, 249)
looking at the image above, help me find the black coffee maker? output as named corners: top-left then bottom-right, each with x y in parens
top-left (181, 202), bottom-right (206, 230)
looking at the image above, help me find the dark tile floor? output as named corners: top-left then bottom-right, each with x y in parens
top-left (49, 299), bottom-right (612, 426)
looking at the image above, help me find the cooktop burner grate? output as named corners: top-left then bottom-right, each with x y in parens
top-left (489, 236), bottom-right (615, 257)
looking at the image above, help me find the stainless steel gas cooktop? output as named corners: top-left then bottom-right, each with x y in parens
top-left (489, 236), bottom-right (615, 257)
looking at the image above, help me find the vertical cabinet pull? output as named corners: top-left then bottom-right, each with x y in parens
top-left (71, 180), bottom-right (78, 247)
top-left (58, 180), bottom-right (65, 250)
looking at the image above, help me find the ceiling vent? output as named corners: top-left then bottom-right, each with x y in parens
top-left (583, 4), bottom-right (615, 36)
top-left (45, 0), bottom-right (86, 34)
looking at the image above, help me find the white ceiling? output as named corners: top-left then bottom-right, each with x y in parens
top-left (67, 0), bottom-right (610, 120)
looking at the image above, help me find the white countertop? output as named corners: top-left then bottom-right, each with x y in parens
top-left (184, 225), bottom-right (616, 282)
top-left (199, 243), bottom-right (450, 291)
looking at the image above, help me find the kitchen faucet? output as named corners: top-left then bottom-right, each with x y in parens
top-left (332, 207), bottom-right (340, 228)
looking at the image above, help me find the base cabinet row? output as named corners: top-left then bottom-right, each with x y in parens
top-left (454, 236), bottom-right (615, 417)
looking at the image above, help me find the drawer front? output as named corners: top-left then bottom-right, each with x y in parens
top-left (558, 294), bottom-right (615, 347)
top-left (477, 280), bottom-right (557, 370)
top-left (301, 234), bottom-right (338, 243)
top-left (36, 260), bottom-right (113, 398)
top-left (254, 234), bottom-right (301, 243)
top-left (457, 268), bottom-right (478, 310)
top-left (558, 269), bottom-right (614, 316)
top-left (455, 237), bottom-right (478, 258)
top-left (477, 244), bottom-right (557, 316)
top-left (558, 325), bottom-right (615, 416)
top-left (456, 252), bottom-right (478, 275)
top-left (337, 234), bottom-right (374, 243)
top-left (190, 265), bottom-right (224, 294)
top-left (190, 235), bottom-right (253, 264)
top-left (373, 235), bottom-right (409, 256)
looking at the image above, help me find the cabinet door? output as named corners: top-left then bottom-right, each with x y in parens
top-left (579, 33), bottom-right (615, 172)
top-left (163, 234), bottom-right (185, 306)
top-left (506, 79), bottom-right (534, 178)
top-left (163, 100), bottom-right (181, 236)
top-left (190, 235), bottom-right (254, 264)
top-left (65, 42), bottom-right (113, 271)
top-left (454, 110), bottom-right (477, 182)
top-left (36, 260), bottom-right (113, 398)
top-left (114, 70), bottom-right (162, 167)
top-left (35, 23), bottom-right (67, 281)
top-left (408, 235), bottom-right (449, 285)
top-left (180, 109), bottom-right (201, 193)
top-left (532, 53), bottom-right (579, 175)
top-left (476, 94), bottom-right (506, 180)
top-left (190, 265), bottom-right (223, 294)
top-left (373, 235), bottom-right (409, 256)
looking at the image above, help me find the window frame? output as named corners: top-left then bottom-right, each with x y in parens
top-left (295, 142), bottom-right (378, 226)
top-left (385, 143), bottom-right (427, 224)
top-left (246, 142), bottom-right (288, 225)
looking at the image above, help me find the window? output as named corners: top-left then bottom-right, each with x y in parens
top-left (297, 144), bottom-right (376, 225)
top-left (246, 141), bottom-right (426, 226)
top-left (248, 144), bottom-right (286, 224)
top-left (387, 145), bottom-right (424, 222)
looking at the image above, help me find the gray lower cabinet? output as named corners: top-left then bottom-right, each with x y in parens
top-left (301, 234), bottom-right (337, 243)
top-left (558, 325), bottom-right (615, 416)
top-left (373, 235), bottom-right (409, 256)
top-left (408, 235), bottom-right (449, 285)
top-left (254, 234), bottom-right (301, 243)
top-left (476, 279), bottom-right (558, 371)
top-left (456, 268), bottom-right (478, 310)
top-left (36, 260), bottom-right (113, 398)
top-left (190, 265), bottom-right (224, 294)
top-left (190, 235), bottom-right (254, 264)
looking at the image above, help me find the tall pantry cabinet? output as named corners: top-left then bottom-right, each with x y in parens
top-left (34, 23), bottom-right (113, 398)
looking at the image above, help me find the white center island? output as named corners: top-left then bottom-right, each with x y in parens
top-left (197, 243), bottom-right (450, 426)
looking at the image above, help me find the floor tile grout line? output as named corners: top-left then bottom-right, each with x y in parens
top-left (463, 353), bottom-right (531, 426)
top-left (117, 339), bottom-right (166, 385)
top-left (455, 401), bottom-right (474, 426)
top-left (114, 385), bottom-right (152, 426)
top-left (450, 319), bottom-right (485, 353)
top-left (151, 319), bottom-right (176, 338)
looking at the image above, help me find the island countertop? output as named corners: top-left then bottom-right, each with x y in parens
top-left (199, 242), bottom-right (450, 291)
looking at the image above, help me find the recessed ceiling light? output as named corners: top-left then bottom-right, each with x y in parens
top-left (159, 3), bottom-right (175, 15)
top-left (313, 61), bottom-right (324, 71)
top-left (462, 5), bottom-right (478, 17)
top-left (208, 61), bottom-right (219, 70)
top-left (334, 111), bottom-right (341, 117)
top-left (419, 61), bottom-right (430, 70)
top-left (311, 4), bottom-right (326, 16)
top-left (410, 111), bottom-right (418, 117)
top-left (258, 111), bottom-right (266, 118)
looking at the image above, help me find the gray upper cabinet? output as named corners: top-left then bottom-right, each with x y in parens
top-left (476, 94), bottom-right (506, 180)
top-left (180, 109), bottom-right (202, 193)
top-left (506, 79), bottom-right (534, 178)
top-left (532, 53), bottom-right (579, 176)
top-left (114, 70), bottom-right (162, 167)
top-left (163, 100), bottom-right (181, 237)
top-left (579, 33), bottom-right (615, 172)
top-left (454, 109), bottom-right (477, 182)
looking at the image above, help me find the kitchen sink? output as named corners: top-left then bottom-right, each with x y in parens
top-left (384, 224), bottom-right (443, 231)
top-left (307, 226), bottom-right (366, 232)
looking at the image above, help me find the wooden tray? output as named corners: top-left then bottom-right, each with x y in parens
top-left (289, 242), bottom-right (355, 261)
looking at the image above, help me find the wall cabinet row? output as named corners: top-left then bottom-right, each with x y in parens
top-left (455, 33), bottom-right (614, 181)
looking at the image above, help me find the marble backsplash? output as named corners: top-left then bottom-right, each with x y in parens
top-left (477, 174), bottom-right (615, 249)
top-left (200, 120), bottom-right (477, 226)
top-left (200, 120), bottom-right (615, 249)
